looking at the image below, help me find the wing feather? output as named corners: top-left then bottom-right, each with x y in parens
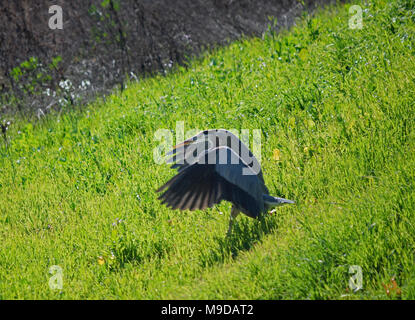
top-left (165, 129), bottom-right (268, 194)
top-left (157, 146), bottom-right (265, 218)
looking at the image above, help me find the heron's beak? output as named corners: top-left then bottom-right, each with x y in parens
top-left (276, 198), bottom-right (295, 205)
top-left (264, 196), bottom-right (295, 215)
top-left (269, 198), bottom-right (295, 214)
top-left (263, 194), bottom-right (295, 208)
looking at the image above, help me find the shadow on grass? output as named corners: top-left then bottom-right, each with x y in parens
top-left (200, 215), bottom-right (280, 268)
top-left (108, 237), bottom-right (174, 271)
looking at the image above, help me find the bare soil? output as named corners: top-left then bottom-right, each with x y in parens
top-left (0, 0), bottom-right (336, 117)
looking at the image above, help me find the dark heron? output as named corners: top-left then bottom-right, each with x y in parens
top-left (156, 129), bottom-right (294, 235)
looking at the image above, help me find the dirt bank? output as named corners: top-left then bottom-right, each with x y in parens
top-left (0, 0), bottom-right (337, 117)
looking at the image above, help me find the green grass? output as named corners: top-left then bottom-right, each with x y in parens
top-left (1, 0), bottom-right (415, 299)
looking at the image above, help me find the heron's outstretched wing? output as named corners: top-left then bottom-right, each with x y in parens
top-left (157, 147), bottom-right (264, 218)
top-left (166, 129), bottom-right (268, 194)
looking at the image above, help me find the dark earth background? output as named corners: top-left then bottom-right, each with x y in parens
top-left (0, 0), bottom-right (336, 118)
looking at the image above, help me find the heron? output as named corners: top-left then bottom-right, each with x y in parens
top-left (156, 129), bottom-right (294, 235)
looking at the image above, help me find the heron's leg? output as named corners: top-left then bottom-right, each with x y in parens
top-left (227, 206), bottom-right (240, 236)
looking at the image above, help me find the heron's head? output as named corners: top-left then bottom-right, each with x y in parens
top-left (263, 194), bottom-right (295, 209)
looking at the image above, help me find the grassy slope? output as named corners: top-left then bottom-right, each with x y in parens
top-left (0, 0), bottom-right (414, 299)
